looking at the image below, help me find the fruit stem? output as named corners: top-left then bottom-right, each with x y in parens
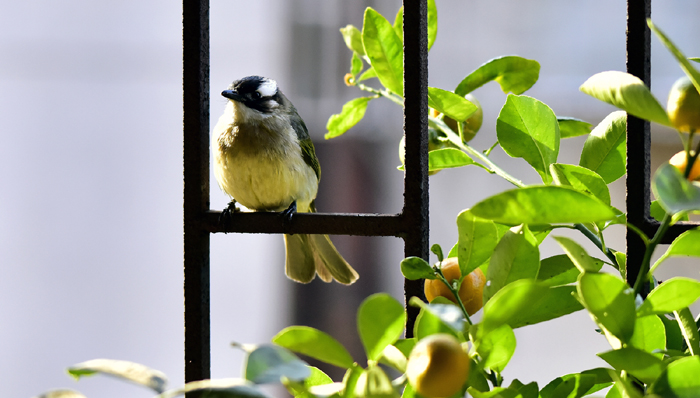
top-left (429, 116), bottom-right (526, 188)
top-left (355, 82), bottom-right (404, 107)
top-left (434, 267), bottom-right (473, 325)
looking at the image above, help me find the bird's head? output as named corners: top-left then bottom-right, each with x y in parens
top-left (222, 76), bottom-right (286, 115)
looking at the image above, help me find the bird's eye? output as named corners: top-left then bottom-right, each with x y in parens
top-left (252, 91), bottom-right (262, 99)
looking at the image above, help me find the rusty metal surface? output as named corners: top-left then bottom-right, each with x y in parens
top-left (401, 0), bottom-right (430, 338)
top-left (183, 0), bottom-right (211, 386)
top-left (625, 0), bottom-right (652, 289)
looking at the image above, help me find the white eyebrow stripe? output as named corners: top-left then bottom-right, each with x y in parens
top-left (257, 79), bottom-right (278, 97)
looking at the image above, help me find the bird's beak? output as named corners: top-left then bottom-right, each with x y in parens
top-left (222, 89), bottom-right (243, 102)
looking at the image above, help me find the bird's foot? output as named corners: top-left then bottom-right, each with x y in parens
top-left (280, 200), bottom-right (297, 228)
top-left (219, 200), bottom-right (240, 231)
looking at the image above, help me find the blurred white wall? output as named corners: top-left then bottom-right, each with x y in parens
top-left (1, 1), bottom-right (699, 397)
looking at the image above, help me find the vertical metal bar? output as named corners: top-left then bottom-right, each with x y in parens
top-left (625, 0), bottom-right (651, 291)
top-left (402, 0), bottom-right (429, 337)
top-left (183, 0), bottom-right (211, 385)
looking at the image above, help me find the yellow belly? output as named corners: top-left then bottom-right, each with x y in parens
top-left (212, 108), bottom-right (318, 213)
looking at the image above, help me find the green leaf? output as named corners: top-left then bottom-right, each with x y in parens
top-left (480, 279), bottom-right (549, 336)
top-left (350, 52), bottom-right (363, 77)
top-left (579, 111), bottom-right (627, 184)
top-left (470, 185), bottom-right (616, 225)
top-left (411, 299), bottom-right (462, 339)
top-left (550, 163), bottom-right (611, 205)
top-left (362, 8), bottom-right (403, 96)
top-left (457, 209), bottom-right (499, 277)
top-left (648, 20), bottom-right (700, 99)
top-left (651, 200), bottom-right (690, 222)
top-left (540, 369), bottom-right (613, 398)
top-left (67, 359), bottom-right (167, 393)
top-left (392, 7), bottom-right (403, 42)
top-left (358, 67), bottom-right (376, 82)
top-left (325, 97), bottom-right (373, 139)
top-left (340, 25), bottom-right (365, 56)
top-left (427, 0), bottom-right (437, 51)
top-left (483, 225), bottom-right (539, 302)
top-left (674, 307), bottom-right (700, 356)
top-left (537, 254), bottom-right (603, 286)
top-left (430, 244), bottom-right (444, 262)
top-left (342, 364), bottom-right (363, 398)
top-left (497, 94), bottom-right (560, 183)
top-left (400, 256), bottom-right (436, 280)
top-left (509, 380), bottom-right (539, 398)
top-left (653, 228), bottom-right (700, 272)
top-left (691, 57), bottom-right (700, 64)
top-left (605, 370), bottom-right (644, 398)
top-left (468, 387), bottom-right (520, 398)
top-left (455, 56), bottom-right (540, 96)
top-left (428, 148), bottom-right (478, 172)
top-left (160, 378), bottom-right (271, 398)
top-left (467, 358), bottom-right (491, 393)
top-left (637, 277), bottom-right (700, 317)
top-left (506, 285), bottom-right (583, 329)
top-left (577, 273), bottom-right (636, 344)
top-left (553, 236), bottom-right (600, 273)
top-left (540, 374), bottom-right (597, 398)
top-left (244, 345), bottom-right (310, 384)
top-left (652, 163), bottom-right (700, 214)
top-left (579, 71), bottom-right (671, 127)
top-left (659, 314), bottom-right (685, 352)
top-left (648, 356), bottom-right (700, 398)
top-left (272, 326), bottom-right (354, 369)
top-left (393, 339), bottom-right (416, 359)
top-left (628, 315), bottom-right (666, 359)
top-left (353, 365), bottom-right (398, 398)
top-left (357, 293), bottom-right (406, 362)
top-left (475, 323), bottom-right (516, 372)
top-left (378, 344), bottom-right (407, 373)
top-left (428, 87), bottom-right (477, 121)
top-left (598, 347), bottom-right (666, 385)
top-left (558, 117), bottom-right (592, 138)
top-left (284, 366), bottom-right (335, 398)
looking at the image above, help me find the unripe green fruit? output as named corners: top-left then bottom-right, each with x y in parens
top-left (444, 93), bottom-right (483, 143)
top-left (667, 76), bottom-right (700, 133)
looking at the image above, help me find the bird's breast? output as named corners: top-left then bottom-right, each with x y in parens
top-left (212, 114), bottom-right (317, 212)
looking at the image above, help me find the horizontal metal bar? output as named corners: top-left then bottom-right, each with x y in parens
top-left (204, 211), bottom-right (407, 237)
top-left (640, 218), bottom-right (700, 244)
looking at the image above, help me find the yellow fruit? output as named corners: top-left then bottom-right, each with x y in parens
top-left (444, 94), bottom-right (483, 143)
top-left (424, 257), bottom-right (485, 316)
top-left (667, 76), bottom-right (700, 132)
top-left (406, 334), bottom-right (470, 398)
top-left (669, 150), bottom-right (700, 181)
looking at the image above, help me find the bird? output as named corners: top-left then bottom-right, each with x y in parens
top-left (212, 75), bottom-right (359, 285)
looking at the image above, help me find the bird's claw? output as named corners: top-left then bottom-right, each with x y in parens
top-left (219, 200), bottom-right (240, 230)
top-left (280, 201), bottom-right (297, 227)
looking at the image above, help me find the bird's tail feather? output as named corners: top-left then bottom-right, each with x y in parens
top-left (309, 234), bottom-right (358, 285)
top-left (283, 233), bottom-right (358, 285)
top-left (284, 234), bottom-right (316, 283)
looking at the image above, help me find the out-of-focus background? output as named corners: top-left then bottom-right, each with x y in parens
top-left (2, 1), bottom-right (699, 397)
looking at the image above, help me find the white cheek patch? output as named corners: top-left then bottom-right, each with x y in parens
top-left (257, 79), bottom-right (278, 98)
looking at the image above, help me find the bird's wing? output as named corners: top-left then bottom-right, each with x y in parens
top-left (291, 117), bottom-right (321, 181)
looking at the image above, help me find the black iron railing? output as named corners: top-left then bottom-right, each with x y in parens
top-left (183, 0), bottom-right (700, 386)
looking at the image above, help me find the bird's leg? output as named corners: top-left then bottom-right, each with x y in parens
top-left (219, 199), bottom-right (240, 230)
top-left (280, 200), bottom-right (297, 226)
